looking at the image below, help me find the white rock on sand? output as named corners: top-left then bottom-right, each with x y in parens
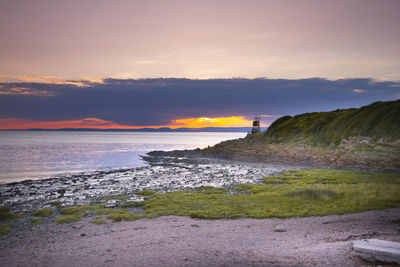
top-left (0, 208), bottom-right (399, 266)
top-left (352, 239), bottom-right (400, 264)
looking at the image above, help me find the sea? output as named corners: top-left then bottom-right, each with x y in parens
top-left (0, 131), bottom-right (246, 184)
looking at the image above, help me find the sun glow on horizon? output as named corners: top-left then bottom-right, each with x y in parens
top-left (170, 116), bottom-right (254, 128)
top-left (0, 116), bottom-right (259, 130)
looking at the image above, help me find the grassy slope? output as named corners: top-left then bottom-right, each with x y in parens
top-left (143, 169), bottom-right (400, 219)
top-left (197, 100), bottom-right (400, 171)
top-left (262, 99), bottom-right (400, 146)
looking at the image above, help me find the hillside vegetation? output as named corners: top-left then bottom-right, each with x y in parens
top-left (261, 100), bottom-right (400, 146)
top-left (148, 100), bottom-right (400, 171)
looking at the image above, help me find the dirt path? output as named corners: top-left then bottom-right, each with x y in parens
top-left (1, 208), bottom-right (400, 266)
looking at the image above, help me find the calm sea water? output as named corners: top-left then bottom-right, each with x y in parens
top-left (0, 131), bottom-right (246, 183)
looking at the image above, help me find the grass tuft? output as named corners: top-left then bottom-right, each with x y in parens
top-left (136, 190), bottom-right (158, 197)
top-left (33, 208), bottom-right (53, 217)
top-left (107, 211), bottom-right (142, 222)
top-left (90, 219), bottom-right (107, 224)
top-left (49, 201), bottom-right (63, 208)
top-left (0, 206), bottom-right (15, 221)
top-left (31, 218), bottom-right (43, 224)
top-left (55, 213), bottom-right (84, 223)
top-left (0, 224), bottom-right (11, 235)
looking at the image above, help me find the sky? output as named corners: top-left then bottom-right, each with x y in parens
top-left (0, 0), bottom-right (399, 129)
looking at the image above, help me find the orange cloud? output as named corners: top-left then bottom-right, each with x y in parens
top-left (0, 116), bottom-right (257, 130)
top-left (14, 76), bottom-right (104, 87)
top-left (170, 116), bottom-right (253, 128)
top-left (0, 86), bottom-right (53, 96)
top-left (0, 118), bottom-right (151, 130)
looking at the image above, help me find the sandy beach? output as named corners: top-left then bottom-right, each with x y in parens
top-left (1, 208), bottom-right (399, 266)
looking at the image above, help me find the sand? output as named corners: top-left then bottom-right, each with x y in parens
top-left (1, 208), bottom-right (399, 266)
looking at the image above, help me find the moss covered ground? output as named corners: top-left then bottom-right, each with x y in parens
top-left (2, 168), bottom-right (397, 233)
top-left (33, 208), bottom-right (53, 217)
top-left (50, 169), bottom-right (400, 223)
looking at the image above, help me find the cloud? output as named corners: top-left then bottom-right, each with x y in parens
top-left (14, 76), bottom-right (104, 87)
top-left (0, 117), bottom-right (147, 130)
top-left (352, 89), bottom-right (365, 93)
top-left (0, 78), bottom-right (399, 128)
top-left (0, 86), bottom-right (54, 96)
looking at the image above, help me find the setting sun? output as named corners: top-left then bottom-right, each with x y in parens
top-left (170, 116), bottom-right (253, 128)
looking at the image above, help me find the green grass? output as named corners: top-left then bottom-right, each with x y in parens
top-left (119, 201), bottom-right (145, 208)
top-left (0, 207), bottom-right (15, 221)
top-left (136, 190), bottom-right (158, 197)
top-left (15, 213), bottom-right (27, 219)
top-left (0, 224), bottom-right (11, 235)
top-left (90, 219), bottom-right (107, 224)
top-left (263, 100), bottom-right (400, 146)
top-left (49, 201), bottom-right (63, 208)
top-left (51, 169), bottom-right (400, 222)
top-left (55, 205), bottom-right (88, 223)
top-left (33, 208), bottom-right (53, 217)
top-left (31, 218), bottom-right (43, 224)
top-left (94, 207), bottom-right (143, 221)
top-left (107, 211), bottom-right (143, 222)
top-left (60, 206), bottom-right (87, 215)
top-left (261, 169), bottom-right (400, 185)
top-left (55, 213), bottom-right (84, 223)
top-left (142, 169), bottom-right (400, 219)
top-left (55, 204), bottom-right (143, 223)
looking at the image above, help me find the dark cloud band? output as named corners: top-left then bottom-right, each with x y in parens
top-left (0, 78), bottom-right (399, 126)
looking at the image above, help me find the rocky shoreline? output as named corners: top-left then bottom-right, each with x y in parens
top-left (0, 156), bottom-right (297, 214)
top-left (147, 138), bottom-right (400, 172)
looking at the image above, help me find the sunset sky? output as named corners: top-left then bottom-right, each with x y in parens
top-left (0, 0), bottom-right (399, 129)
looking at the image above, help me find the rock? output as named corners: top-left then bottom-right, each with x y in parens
top-left (105, 200), bottom-right (117, 208)
top-left (80, 233), bottom-right (86, 236)
top-left (274, 226), bottom-right (287, 232)
top-left (352, 239), bottom-right (400, 264)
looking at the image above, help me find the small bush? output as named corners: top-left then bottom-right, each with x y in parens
top-left (15, 213), bottom-right (27, 219)
top-left (33, 208), bottom-right (53, 217)
top-left (90, 219), bottom-right (107, 224)
top-left (0, 224), bottom-right (11, 235)
top-left (49, 201), bottom-right (63, 208)
top-left (55, 213), bottom-right (83, 223)
top-left (0, 206), bottom-right (10, 212)
top-left (31, 218), bottom-right (43, 224)
top-left (0, 206), bottom-right (15, 221)
top-left (107, 211), bottom-right (142, 222)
